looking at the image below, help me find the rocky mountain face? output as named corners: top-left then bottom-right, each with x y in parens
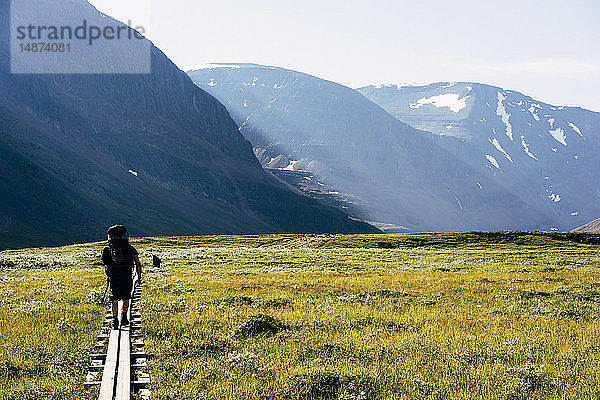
top-left (0, 3), bottom-right (376, 249)
top-left (188, 64), bottom-right (561, 232)
top-left (358, 83), bottom-right (600, 230)
top-left (573, 217), bottom-right (600, 232)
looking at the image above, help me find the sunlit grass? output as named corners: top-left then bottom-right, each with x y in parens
top-left (1, 232), bottom-right (599, 399)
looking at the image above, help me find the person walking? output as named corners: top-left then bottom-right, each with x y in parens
top-left (101, 225), bottom-right (142, 329)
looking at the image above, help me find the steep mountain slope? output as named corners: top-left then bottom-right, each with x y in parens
top-left (0, 2), bottom-right (376, 249)
top-left (188, 64), bottom-right (556, 232)
top-left (358, 83), bottom-right (600, 229)
top-left (572, 217), bottom-right (600, 232)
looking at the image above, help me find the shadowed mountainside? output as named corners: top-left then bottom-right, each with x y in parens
top-left (0, 2), bottom-right (377, 249)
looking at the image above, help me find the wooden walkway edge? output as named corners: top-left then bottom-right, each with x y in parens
top-left (86, 274), bottom-right (150, 400)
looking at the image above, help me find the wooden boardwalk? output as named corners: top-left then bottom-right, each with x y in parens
top-left (86, 276), bottom-right (150, 399)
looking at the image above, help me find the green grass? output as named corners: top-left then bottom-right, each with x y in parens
top-left (1, 232), bottom-right (599, 399)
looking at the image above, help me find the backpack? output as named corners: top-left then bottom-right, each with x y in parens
top-left (108, 241), bottom-right (132, 267)
top-left (103, 225), bottom-right (133, 275)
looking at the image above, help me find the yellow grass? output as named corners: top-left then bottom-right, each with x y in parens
top-left (1, 232), bottom-right (599, 399)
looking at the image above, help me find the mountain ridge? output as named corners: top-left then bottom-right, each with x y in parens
top-left (188, 64), bottom-right (562, 232)
top-left (359, 82), bottom-right (599, 113)
top-left (572, 217), bottom-right (600, 232)
top-left (357, 82), bottom-right (600, 229)
top-left (0, 2), bottom-right (377, 249)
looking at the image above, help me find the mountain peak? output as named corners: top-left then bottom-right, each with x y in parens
top-left (189, 66), bottom-right (600, 231)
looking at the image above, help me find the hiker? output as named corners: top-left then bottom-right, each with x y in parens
top-left (101, 225), bottom-right (143, 329)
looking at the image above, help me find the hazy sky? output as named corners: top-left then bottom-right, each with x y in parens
top-left (89, 0), bottom-right (600, 111)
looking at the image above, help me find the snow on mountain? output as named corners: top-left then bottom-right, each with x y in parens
top-left (358, 82), bottom-right (600, 228)
top-left (410, 93), bottom-right (470, 113)
top-left (187, 64), bottom-right (570, 232)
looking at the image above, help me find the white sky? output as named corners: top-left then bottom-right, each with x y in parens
top-left (89, 0), bottom-right (600, 111)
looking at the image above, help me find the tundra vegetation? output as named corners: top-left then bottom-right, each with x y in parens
top-left (0, 232), bottom-right (599, 399)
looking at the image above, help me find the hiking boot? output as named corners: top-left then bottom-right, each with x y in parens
top-left (121, 313), bottom-right (129, 326)
top-left (112, 317), bottom-right (119, 330)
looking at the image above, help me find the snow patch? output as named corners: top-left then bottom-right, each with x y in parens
top-left (550, 148), bottom-right (558, 152)
top-left (489, 138), bottom-right (513, 163)
top-left (243, 99), bottom-right (248, 108)
top-left (455, 196), bottom-right (463, 211)
top-left (548, 193), bottom-right (562, 202)
top-left (547, 118), bottom-right (555, 128)
top-left (206, 79), bottom-right (217, 87)
top-left (239, 112), bottom-right (254, 129)
top-left (571, 211), bottom-right (579, 216)
top-left (485, 154), bottom-right (501, 170)
top-left (568, 122), bottom-right (583, 138)
top-left (548, 128), bottom-right (567, 146)
top-left (128, 169), bottom-right (138, 177)
top-left (476, 182), bottom-right (483, 189)
top-left (520, 135), bottom-right (537, 160)
top-left (409, 93), bottom-right (469, 112)
top-left (188, 63), bottom-right (242, 70)
top-left (282, 160), bottom-right (300, 171)
top-left (528, 104), bottom-right (541, 121)
top-left (496, 92), bottom-right (513, 141)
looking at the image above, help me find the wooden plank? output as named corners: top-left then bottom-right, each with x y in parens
top-left (115, 324), bottom-right (131, 399)
top-left (95, 277), bottom-right (141, 400)
top-left (115, 286), bottom-right (135, 400)
top-left (98, 327), bottom-right (120, 400)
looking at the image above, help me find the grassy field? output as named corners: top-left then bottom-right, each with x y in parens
top-left (1, 232), bottom-right (599, 399)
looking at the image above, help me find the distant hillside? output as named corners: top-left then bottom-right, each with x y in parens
top-left (0, 3), bottom-right (377, 250)
top-left (572, 217), bottom-right (600, 232)
top-left (358, 83), bottom-right (600, 230)
top-left (188, 64), bottom-right (573, 232)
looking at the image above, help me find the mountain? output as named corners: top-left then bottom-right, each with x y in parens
top-left (572, 217), bottom-right (600, 232)
top-left (188, 64), bottom-right (558, 232)
top-left (357, 83), bottom-right (600, 229)
top-left (0, 3), bottom-right (377, 250)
